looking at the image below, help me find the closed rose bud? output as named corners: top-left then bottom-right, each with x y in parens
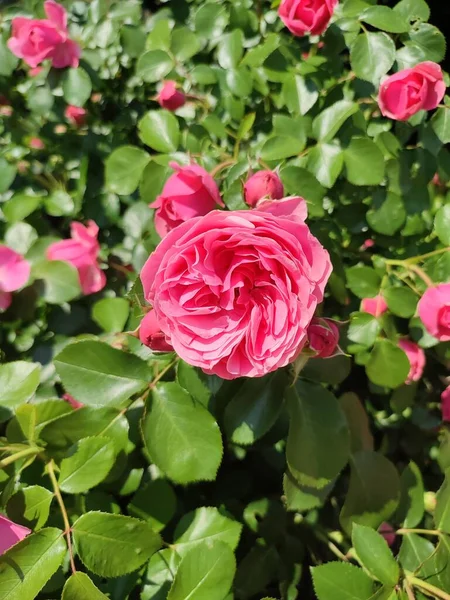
top-left (278, 0), bottom-right (338, 37)
top-left (378, 522), bottom-right (396, 547)
top-left (244, 170), bottom-right (284, 208)
top-left (65, 105), bottom-right (87, 127)
top-left (398, 339), bottom-right (426, 384)
top-left (361, 294), bottom-right (388, 318)
top-left (139, 310), bottom-right (173, 352)
top-left (418, 283), bottom-right (450, 342)
top-left (307, 317), bottom-right (340, 358)
top-left (157, 81), bottom-right (186, 112)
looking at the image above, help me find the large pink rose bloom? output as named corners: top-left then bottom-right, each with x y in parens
top-left (0, 245), bottom-right (31, 311)
top-left (398, 339), bottom-right (425, 384)
top-left (141, 209), bottom-right (331, 379)
top-left (0, 515), bottom-right (30, 555)
top-left (150, 162), bottom-right (224, 238)
top-left (418, 283), bottom-right (450, 342)
top-left (278, 0), bottom-right (338, 37)
top-left (8, 0), bottom-right (80, 69)
top-left (379, 62), bottom-right (446, 122)
top-left (46, 221), bottom-right (106, 296)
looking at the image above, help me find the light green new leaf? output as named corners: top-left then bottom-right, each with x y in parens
top-left (59, 436), bottom-right (115, 494)
top-left (217, 29), bottom-right (244, 69)
top-left (6, 486), bottom-right (53, 530)
top-left (312, 100), bottom-right (358, 142)
top-left (138, 110), bottom-right (180, 153)
top-left (136, 50), bottom-right (174, 82)
top-left (62, 572), bottom-right (108, 599)
top-left (62, 68), bottom-right (92, 107)
top-left (393, 0), bottom-right (430, 22)
top-left (311, 562), bottom-right (374, 600)
top-left (344, 138), bottom-right (385, 186)
top-left (366, 340), bottom-right (410, 389)
top-left (92, 298), bottom-right (130, 333)
top-left (352, 524), bottom-right (400, 586)
top-left (0, 361), bottom-right (40, 412)
top-left (105, 146), bottom-right (150, 195)
top-left (350, 32), bottom-right (395, 84)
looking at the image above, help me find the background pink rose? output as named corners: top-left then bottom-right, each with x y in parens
top-left (378, 62), bottom-right (446, 121)
top-left (307, 317), bottom-right (340, 358)
top-left (139, 310), bottom-right (173, 352)
top-left (442, 386), bottom-right (450, 422)
top-left (418, 283), bottom-right (450, 342)
top-left (244, 170), bottom-right (284, 207)
top-left (361, 294), bottom-right (388, 318)
top-left (141, 209), bottom-right (331, 379)
top-left (150, 162), bottom-right (224, 238)
top-left (157, 81), bottom-right (186, 111)
top-left (278, 0), bottom-right (338, 37)
top-left (65, 105), bottom-right (87, 126)
top-left (0, 516), bottom-right (30, 555)
top-left (0, 245), bottom-right (31, 312)
top-left (398, 339), bottom-right (426, 384)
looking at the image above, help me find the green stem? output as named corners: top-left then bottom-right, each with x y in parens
top-left (385, 247), bottom-right (450, 266)
top-left (407, 573), bottom-right (450, 600)
top-left (0, 446), bottom-right (41, 469)
top-left (397, 528), bottom-right (441, 536)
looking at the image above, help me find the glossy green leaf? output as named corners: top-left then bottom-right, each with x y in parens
top-left (339, 393), bottom-right (374, 453)
top-left (105, 146), bottom-right (150, 195)
top-left (396, 462), bottom-right (424, 529)
top-left (260, 135), bottom-right (305, 161)
top-left (138, 110), bottom-right (180, 153)
top-left (176, 361), bottom-right (211, 407)
top-left (398, 533), bottom-right (435, 572)
top-left (128, 479), bottom-right (177, 532)
top-left (33, 260), bottom-right (81, 304)
top-left (344, 138), bottom-right (385, 186)
top-left (283, 74), bottom-right (319, 116)
top-left (367, 192), bottom-right (406, 236)
top-left (194, 4), bottom-right (229, 38)
top-left (346, 266), bottom-right (381, 299)
top-left (311, 562), bottom-right (374, 600)
top-left (62, 68), bottom-right (92, 107)
top-left (434, 205), bottom-right (450, 245)
top-left (0, 361), bottom-right (40, 413)
top-left (62, 572), bottom-right (108, 599)
top-left (59, 436), bottom-right (115, 493)
top-left (170, 27), bottom-right (201, 61)
top-left (408, 23), bottom-right (446, 62)
top-left (92, 298), bottom-right (130, 333)
top-left (360, 6), bottom-right (410, 33)
top-left (394, 0), bottom-right (430, 22)
top-left (384, 287), bottom-right (418, 318)
top-left (136, 50), bottom-right (174, 82)
top-left (435, 469), bottom-right (450, 533)
top-left (217, 29), bottom-right (244, 69)
top-left (348, 312), bottom-right (381, 347)
top-left (350, 32), bottom-right (395, 84)
top-left (352, 524), bottom-right (400, 586)
top-left (6, 485), bottom-right (53, 530)
top-left (366, 340), bottom-right (411, 388)
top-left (308, 142), bottom-right (344, 188)
top-left (312, 101), bottom-right (359, 142)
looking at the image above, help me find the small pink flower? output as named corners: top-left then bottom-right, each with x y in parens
top-left (256, 196), bottom-right (308, 223)
top-left (0, 245), bottom-right (31, 312)
top-left (378, 522), bottom-right (396, 547)
top-left (362, 239), bottom-right (375, 250)
top-left (442, 386), bottom-right (450, 422)
top-left (157, 81), bottom-right (186, 112)
top-left (398, 339), bottom-right (426, 384)
top-left (65, 105), bottom-right (86, 127)
top-left (8, 0), bottom-right (80, 69)
top-left (150, 162), bottom-right (224, 238)
top-left (46, 220), bottom-right (106, 296)
top-left (139, 310), bottom-right (173, 352)
top-left (62, 393), bottom-right (83, 409)
top-left (278, 0), bottom-right (338, 37)
top-left (418, 283), bottom-right (450, 342)
top-left (361, 294), bottom-right (388, 318)
top-left (244, 170), bottom-right (284, 208)
top-left (0, 515), bottom-right (30, 555)
top-left (378, 62), bottom-right (446, 122)
top-left (307, 317), bottom-right (340, 358)
top-left (29, 137), bottom-right (45, 150)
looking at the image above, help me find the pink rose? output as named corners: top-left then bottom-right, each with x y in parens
top-left (29, 137), bottom-right (45, 150)
top-left (442, 386), bottom-right (450, 422)
top-left (378, 62), bottom-right (446, 122)
top-left (378, 522), bottom-right (396, 547)
top-left (0, 245), bottom-right (31, 312)
top-left (256, 196), bottom-right (308, 223)
top-left (46, 220), bottom-right (106, 296)
top-left (244, 170), bottom-right (284, 208)
top-left (157, 81), bottom-right (186, 112)
top-left (8, 0), bottom-right (80, 69)
top-left (398, 339), bottom-right (426, 384)
top-left (307, 317), bottom-right (340, 358)
top-left (139, 310), bottom-right (173, 352)
top-left (361, 294), bottom-right (388, 318)
top-left (278, 0), bottom-right (338, 37)
top-left (65, 105), bottom-right (87, 127)
top-left (150, 162), bottom-right (224, 238)
top-left (0, 516), bottom-right (30, 555)
top-left (418, 283), bottom-right (450, 342)
top-left (361, 239), bottom-right (375, 250)
top-left (140, 209), bottom-right (331, 379)
top-left (29, 66), bottom-right (43, 77)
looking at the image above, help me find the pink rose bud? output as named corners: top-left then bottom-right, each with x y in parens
top-left (0, 515), bottom-right (30, 555)
top-left (244, 170), bottom-right (284, 208)
top-left (46, 220), bottom-right (106, 296)
top-left (442, 386), bottom-right (450, 422)
top-left (157, 80), bottom-right (186, 112)
top-left (65, 105), bottom-right (87, 127)
top-left (398, 339), bottom-right (426, 384)
top-left (361, 239), bottom-right (375, 250)
top-left (378, 522), bottom-right (396, 547)
top-left (278, 0), bottom-right (338, 37)
top-left (8, 0), bottom-right (80, 69)
top-left (360, 294), bottom-right (388, 318)
top-left (62, 393), bottom-right (83, 409)
top-left (378, 62), bottom-right (446, 122)
top-left (139, 310), bottom-right (173, 352)
top-left (29, 137), bottom-right (45, 150)
top-left (418, 283), bottom-right (450, 342)
top-left (307, 317), bottom-right (340, 358)
top-left (150, 161), bottom-right (224, 238)
top-left (0, 244), bottom-right (31, 312)
top-left (256, 196), bottom-right (308, 223)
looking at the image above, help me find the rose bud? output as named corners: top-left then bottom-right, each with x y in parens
top-left (65, 105), bottom-right (87, 127)
top-left (244, 170), bottom-right (284, 208)
top-left (307, 317), bottom-right (340, 358)
top-left (0, 516), bottom-right (30, 555)
top-left (157, 81), bottom-right (186, 112)
top-left (139, 310), bottom-right (173, 352)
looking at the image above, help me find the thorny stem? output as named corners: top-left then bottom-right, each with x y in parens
top-left (47, 460), bottom-right (77, 574)
top-left (407, 573), bottom-right (450, 600)
top-left (0, 446), bottom-right (42, 469)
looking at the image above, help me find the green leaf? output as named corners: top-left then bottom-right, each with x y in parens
top-left (312, 101), bottom-right (359, 142)
top-left (346, 266), bottom-right (381, 299)
top-left (54, 340), bottom-right (149, 407)
top-left (128, 479), bottom-right (177, 532)
top-left (191, 64), bottom-right (218, 85)
top-left (0, 361), bottom-right (40, 413)
top-left (308, 142), bottom-right (344, 188)
top-left (121, 25), bottom-right (146, 58)
top-left (399, 534), bottom-right (435, 572)
top-left (26, 86), bottom-right (53, 116)
top-left (352, 524), bottom-right (400, 586)
top-left (344, 138), bottom-right (385, 186)
top-left (396, 462), bottom-right (424, 529)
top-left (367, 191), bottom-right (406, 236)
top-left (0, 528), bottom-right (66, 600)
top-left (286, 381), bottom-right (350, 489)
top-left (311, 562), bottom-right (374, 600)
top-left (366, 340), bottom-right (411, 389)
top-left (348, 312), bottom-right (381, 347)
top-left (138, 110), bottom-right (180, 153)
top-left (142, 549), bottom-right (179, 600)
top-left (282, 74), bottom-right (319, 116)
top-left (72, 512), bottom-right (162, 577)
top-left (339, 393), bottom-right (374, 453)
top-left (44, 190), bottom-right (75, 217)
top-left (433, 536), bottom-right (450, 592)
top-left (217, 29), bottom-right (244, 69)
top-left (260, 135), bottom-right (305, 161)
top-left (0, 159), bottom-right (17, 194)
top-left (434, 205), bottom-right (450, 245)
top-left (224, 372), bottom-right (286, 446)
top-left (283, 471), bottom-right (334, 512)
top-left (0, 36), bottom-right (18, 76)
top-left (62, 68), bottom-right (92, 107)
top-left (394, 0), bottom-right (430, 22)
top-left (136, 50), bottom-right (174, 82)
top-left (194, 3), bottom-right (229, 38)
top-left (226, 66), bottom-right (253, 98)
top-left (2, 194), bottom-right (41, 223)
top-left (145, 19), bottom-right (171, 51)
top-left (360, 6), bottom-right (409, 33)
top-left (142, 382), bottom-right (223, 484)
top-left (6, 486), bottom-right (53, 530)
top-left (435, 469), bottom-right (450, 534)
top-left (176, 362), bottom-right (211, 408)
top-left (173, 507), bottom-right (242, 558)
top-left (350, 33), bottom-right (396, 84)
top-left (234, 544), bottom-right (279, 599)
top-left (280, 166), bottom-right (325, 217)
top-left (140, 160), bottom-right (171, 203)
top-left (92, 298), bottom-right (130, 333)
top-left (59, 436), bottom-right (115, 493)
top-left (105, 146), bottom-right (150, 195)
top-left (33, 260), bottom-right (81, 304)
top-left (170, 27), bottom-right (201, 61)
top-left (408, 24), bottom-right (446, 63)
top-left (384, 287), bottom-right (418, 318)
top-left (431, 107), bottom-right (450, 145)
top-left (340, 451), bottom-right (400, 535)
top-left (62, 572), bottom-right (108, 599)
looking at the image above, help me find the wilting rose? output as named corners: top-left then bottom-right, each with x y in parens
top-left (157, 81), bottom-right (186, 112)
top-left (8, 0), bottom-right (80, 69)
top-left (244, 170), bottom-right (284, 207)
top-left (0, 245), bottom-right (31, 312)
top-left (139, 309), bottom-right (173, 352)
top-left (398, 339), bottom-right (426, 384)
top-left (140, 209), bottom-right (331, 379)
top-left (150, 162), bottom-right (224, 238)
top-left (418, 283), bottom-right (450, 342)
top-left (278, 0), bottom-right (338, 37)
top-left (442, 386), bottom-right (450, 422)
top-left (361, 294), bottom-right (388, 318)
top-left (0, 516), bottom-right (30, 555)
top-left (46, 220), bottom-right (106, 295)
top-left (378, 62), bottom-right (446, 122)
top-left (65, 105), bottom-right (86, 127)
top-left (306, 317), bottom-right (340, 358)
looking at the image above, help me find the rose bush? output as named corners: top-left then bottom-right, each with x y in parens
top-left (0, 0), bottom-right (450, 598)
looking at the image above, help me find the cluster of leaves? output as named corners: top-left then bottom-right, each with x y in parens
top-left (0, 0), bottom-right (450, 598)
